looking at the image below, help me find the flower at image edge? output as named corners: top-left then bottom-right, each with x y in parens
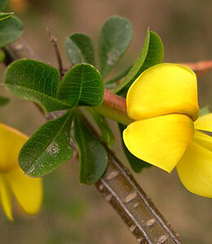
top-left (0, 123), bottom-right (42, 220)
top-left (123, 63), bottom-right (212, 197)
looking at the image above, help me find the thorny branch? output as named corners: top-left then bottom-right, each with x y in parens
top-left (2, 38), bottom-right (200, 244)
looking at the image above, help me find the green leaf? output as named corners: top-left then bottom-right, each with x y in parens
top-left (0, 0), bottom-right (9, 11)
top-left (114, 30), bottom-right (164, 94)
top-left (74, 112), bottom-right (108, 184)
top-left (98, 16), bottom-right (133, 78)
top-left (0, 12), bottom-right (13, 22)
top-left (0, 16), bottom-right (23, 48)
top-left (65, 33), bottom-right (95, 65)
top-left (0, 95), bottom-right (9, 106)
top-left (19, 110), bottom-right (73, 177)
top-left (0, 49), bottom-right (5, 63)
top-left (57, 63), bottom-right (104, 107)
top-left (87, 108), bottom-right (115, 146)
top-left (4, 59), bottom-right (71, 113)
top-left (118, 123), bottom-right (151, 173)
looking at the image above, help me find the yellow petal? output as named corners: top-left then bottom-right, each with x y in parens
top-left (177, 141), bottom-right (212, 197)
top-left (194, 113), bottom-right (212, 132)
top-left (127, 63), bottom-right (199, 121)
top-left (193, 130), bottom-right (212, 152)
top-left (5, 167), bottom-right (42, 215)
top-left (0, 123), bottom-right (28, 171)
top-left (123, 114), bottom-right (194, 172)
top-left (0, 174), bottom-right (13, 221)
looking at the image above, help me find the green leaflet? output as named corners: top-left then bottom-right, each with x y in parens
top-left (98, 16), bottom-right (133, 78)
top-left (118, 123), bottom-right (151, 173)
top-left (4, 59), bottom-right (71, 113)
top-left (0, 0), bottom-right (9, 11)
top-left (19, 110), bottom-right (73, 177)
top-left (0, 16), bottom-right (23, 48)
top-left (114, 30), bottom-right (164, 94)
top-left (65, 33), bottom-right (95, 65)
top-left (57, 63), bottom-right (104, 107)
top-left (74, 112), bottom-right (108, 184)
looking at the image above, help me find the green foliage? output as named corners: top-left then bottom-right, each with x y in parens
top-left (98, 16), bottom-right (133, 78)
top-left (65, 33), bottom-right (95, 65)
top-left (114, 30), bottom-right (164, 93)
top-left (19, 111), bottom-right (73, 177)
top-left (74, 112), bottom-right (108, 184)
top-left (5, 60), bottom-right (104, 112)
top-left (0, 49), bottom-right (5, 63)
top-left (2, 14), bottom-right (165, 184)
top-left (57, 63), bottom-right (104, 107)
top-left (0, 12), bottom-right (13, 22)
top-left (118, 124), bottom-right (151, 173)
top-left (0, 16), bottom-right (23, 48)
top-left (0, 0), bottom-right (9, 11)
top-left (87, 108), bottom-right (115, 146)
top-left (4, 59), bottom-right (71, 113)
top-left (0, 95), bottom-right (9, 106)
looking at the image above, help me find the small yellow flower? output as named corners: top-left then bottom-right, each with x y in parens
top-left (123, 63), bottom-right (212, 197)
top-left (0, 123), bottom-right (42, 220)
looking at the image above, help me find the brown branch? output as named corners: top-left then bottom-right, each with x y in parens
top-left (96, 150), bottom-right (182, 244)
top-left (47, 28), bottom-right (64, 78)
top-left (3, 38), bottom-right (183, 244)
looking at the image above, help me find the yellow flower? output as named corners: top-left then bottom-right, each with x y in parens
top-left (123, 63), bottom-right (212, 197)
top-left (0, 123), bottom-right (42, 220)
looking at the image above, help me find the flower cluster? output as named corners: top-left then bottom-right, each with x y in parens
top-left (123, 63), bottom-right (212, 197)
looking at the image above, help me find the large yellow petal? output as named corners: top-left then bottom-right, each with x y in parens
top-left (0, 123), bottom-right (28, 171)
top-left (123, 114), bottom-right (194, 172)
top-left (0, 174), bottom-right (13, 221)
top-left (5, 167), bottom-right (42, 215)
top-left (177, 141), bottom-right (212, 198)
top-left (127, 63), bottom-right (199, 121)
top-left (193, 130), bottom-right (212, 152)
top-left (194, 113), bottom-right (212, 132)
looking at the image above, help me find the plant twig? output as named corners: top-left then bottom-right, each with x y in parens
top-left (47, 28), bottom-right (64, 78)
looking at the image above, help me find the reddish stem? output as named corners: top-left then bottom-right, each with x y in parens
top-left (182, 60), bottom-right (212, 76)
top-left (94, 90), bottom-right (132, 125)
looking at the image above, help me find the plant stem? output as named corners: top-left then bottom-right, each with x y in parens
top-left (94, 89), bottom-right (132, 125)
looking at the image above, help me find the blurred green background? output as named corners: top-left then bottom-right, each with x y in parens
top-left (1, 0), bottom-right (212, 243)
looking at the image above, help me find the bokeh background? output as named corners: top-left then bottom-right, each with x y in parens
top-left (1, 0), bottom-right (212, 243)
